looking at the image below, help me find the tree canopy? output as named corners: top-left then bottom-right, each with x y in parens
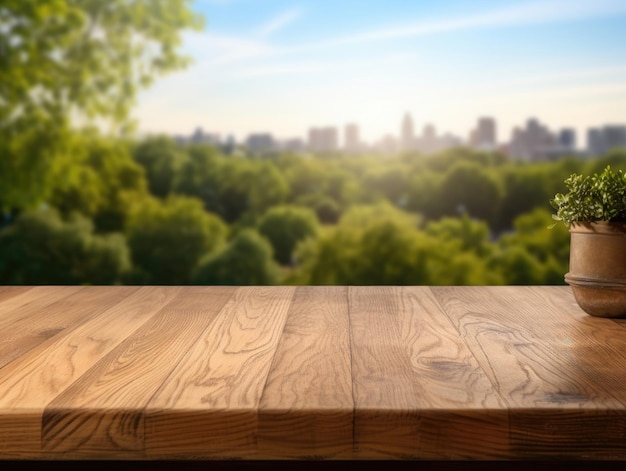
top-left (0, 0), bottom-right (203, 212)
top-left (193, 229), bottom-right (280, 286)
top-left (0, 208), bottom-right (131, 284)
top-left (125, 195), bottom-right (227, 284)
top-left (258, 205), bottom-right (320, 265)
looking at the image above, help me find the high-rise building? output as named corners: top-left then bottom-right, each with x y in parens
top-left (281, 138), bottom-right (305, 152)
top-left (603, 125), bottom-right (626, 152)
top-left (246, 133), bottom-right (275, 154)
top-left (558, 128), bottom-right (576, 151)
top-left (375, 134), bottom-right (398, 156)
top-left (308, 126), bottom-right (338, 152)
top-left (345, 123), bottom-right (360, 153)
top-left (401, 112), bottom-right (415, 150)
top-left (587, 125), bottom-right (626, 156)
top-left (473, 117), bottom-right (497, 150)
top-left (508, 118), bottom-right (559, 160)
top-left (419, 123), bottom-right (437, 154)
top-left (587, 128), bottom-right (604, 157)
top-left (177, 127), bottom-right (221, 146)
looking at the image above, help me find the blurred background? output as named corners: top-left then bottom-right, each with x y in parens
top-left (1, 0), bottom-right (625, 286)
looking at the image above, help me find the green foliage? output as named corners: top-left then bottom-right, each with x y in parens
top-left (437, 162), bottom-right (502, 221)
top-left (494, 208), bottom-right (570, 285)
top-left (583, 149), bottom-right (626, 175)
top-left (174, 143), bottom-right (222, 210)
top-left (0, 0), bottom-right (202, 211)
top-left (424, 215), bottom-right (492, 257)
top-left (489, 246), bottom-right (546, 285)
top-left (294, 193), bottom-right (341, 224)
top-left (1, 0), bottom-right (202, 126)
top-left (362, 166), bottom-right (410, 206)
top-left (2, 127), bottom-right (609, 286)
top-left (0, 121), bottom-right (74, 213)
top-left (422, 148), bottom-right (507, 173)
top-left (551, 166), bottom-right (626, 227)
top-left (258, 206), bottom-right (320, 265)
top-left (193, 229), bottom-right (280, 285)
top-left (279, 156), bottom-right (359, 208)
top-left (494, 165), bottom-right (553, 232)
top-left (406, 171), bottom-right (443, 219)
top-left (293, 203), bottom-right (500, 285)
top-left (125, 196), bottom-right (227, 284)
top-left (132, 135), bottom-right (188, 198)
top-left (51, 130), bottom-right (148, 232)
top-left (231, 160), bottom-right (288, 221)
top-left (0, 209), bottom-right (130, 284)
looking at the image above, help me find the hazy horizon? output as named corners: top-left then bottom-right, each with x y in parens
top-left (133, 0), bottom-right (626, 146)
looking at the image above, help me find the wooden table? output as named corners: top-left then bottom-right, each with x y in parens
top-left (1, 285), bottom-right (626, 463)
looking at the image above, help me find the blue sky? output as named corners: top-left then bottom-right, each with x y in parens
top-left (134, 0), bottom-right (626, 148)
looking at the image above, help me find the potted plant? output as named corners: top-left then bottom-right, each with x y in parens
top-left (550, 165), bottom-right (626, 317)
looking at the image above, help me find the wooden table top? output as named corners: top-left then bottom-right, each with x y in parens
top-left (1, 285), bottom-right (625, 461)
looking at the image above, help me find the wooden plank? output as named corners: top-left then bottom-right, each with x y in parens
top-left (349, 286), bottom-right (508, 460)
top-left (0, 286), bottom-right (177, 459)
top-left (145, 286), bottom-right (296, 459)
top-left (0, 286), bottom-right (138, 369)
top-left (258, 286), bottom-right (353, 459)
top-left (0, 286), bottom-right (84, 333)
top-left (41, 287), bottom-right (237, 459)
top-left (432, 286), bottom-right (626, 459)
top-left (0, 286), bottom-right (34, 305)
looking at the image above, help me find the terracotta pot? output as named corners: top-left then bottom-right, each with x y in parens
top-left (565, 221), bottom-right (626, 318)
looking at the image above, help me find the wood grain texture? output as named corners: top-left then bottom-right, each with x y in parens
top-left (0, 286), bottom-right (139, 370)
top-left (0, 286), bottom-right (167, 458)
top-left (42, 287), bottom-right (236, 459)
top-left (0, 285), bottom-right (625, 461)
top-left (349, 286), bottom-right (508, 459)
top-left (0, 286), bottom-right (84, 343)
top-left (258, 286), bottom-right (353, 459)
top-left (0, 286), bottom-right (34, 305)
top-left (145, 286), bottom-right (295, 459)
top-left (431, 285), bottom-right (626, 458)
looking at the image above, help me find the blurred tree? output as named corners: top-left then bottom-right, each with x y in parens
top-left (490, 246), bottom-right (546, 285)
top-left (174, 143), bottom-right (222, 210)
top-left (424, 214), bottom-right (493, 257)
top-left (437, 162), bottom-right (502, 221)
top-left (282, 158), bottom-right (330, 202)
top-left (125, 195), bottom-right (227, 284)
top-left (494, 165), bottom-right (553, 232)
top-left (0, 209), bottom-right (131, 284)
top-left (213, 159), bottom-right (288, 223)
top-left (406, 171), bottom-right (444, 220)
top-left (132, 135), bottom-right (187, 198)
top-left (324, 167), bottom-right (361, 208)
top-left (363, 166), bottom-right (410, 207)
top-left (584, 149), bottom-right (626, 175)
top-left (258, 206), bottom-right (319, 265)
top-left (423, 148), bottom-right (508, 173)
top-left (51, 130), bottom-right (148, 232)
top-left (192, 229), bottom-right (280, 285)
top-left (294, 193), bottom-right (341, 224)
top-left (498, 208), bottom-right (570, 266)
top-left (491, 208), bottom-right (570, 285)
top-left (0, 0), bottom-right (203, 212)
top-left (293, 203), bottom-right (499, 285)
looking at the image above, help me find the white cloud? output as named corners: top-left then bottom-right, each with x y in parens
top-left (257, 8), bottom-right (302, 38)
top-left (181, 30), bottom-right (276, 66)
top-left (137, 0), bottom-right (626, 139)
top-left (279, 0), bottom-right (626, 52)
top-left (186, 0), bottom-right (626, 73)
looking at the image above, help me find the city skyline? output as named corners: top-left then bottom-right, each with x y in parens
top-left (133, 0), bottom-right (626, 145)
top-left (176, 113), bottom-right (626, 160)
